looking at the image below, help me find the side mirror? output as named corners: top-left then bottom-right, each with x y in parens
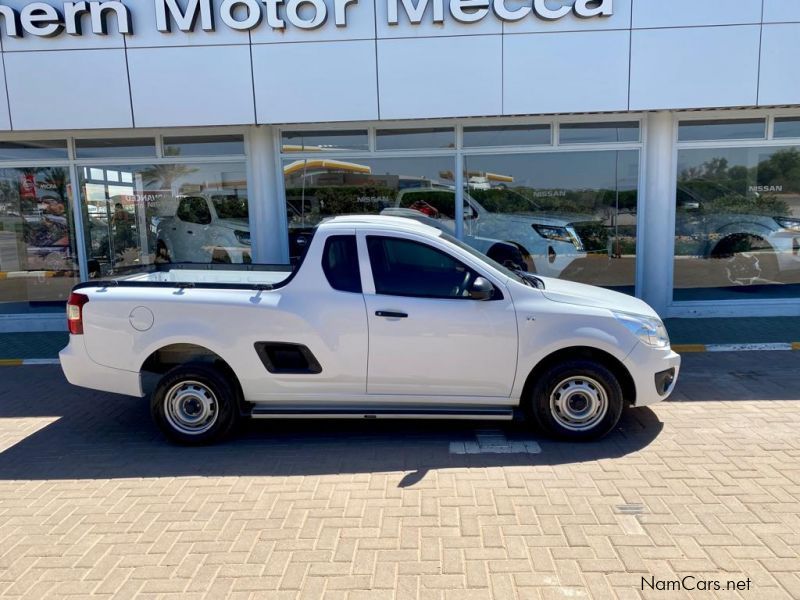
top-left (469, 276), bottom-right (494, 301)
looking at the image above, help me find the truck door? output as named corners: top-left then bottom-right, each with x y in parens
top-left (360, 233), bottom-right (518, 398)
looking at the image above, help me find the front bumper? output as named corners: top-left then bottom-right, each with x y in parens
top-left (623, 343), bottom-right (682, 407)
top-left (60, 336), bottom-right (143, 397)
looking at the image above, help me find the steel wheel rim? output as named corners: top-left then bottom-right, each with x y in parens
top-left (549, 376), bottom-right (609, 432)
top-left (163, 380), bottom-right (218, 435)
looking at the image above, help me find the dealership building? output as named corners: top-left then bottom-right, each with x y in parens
top-left (1, 0), bottom-right (800, 331)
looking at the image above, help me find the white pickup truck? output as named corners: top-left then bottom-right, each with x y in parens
top-left (60, 216), bottom-right (680, 445)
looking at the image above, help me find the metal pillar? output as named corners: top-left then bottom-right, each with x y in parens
top-left (246, 125), bottom-right (288, 264)
top-left (640, 112), bottom-right (675, 315)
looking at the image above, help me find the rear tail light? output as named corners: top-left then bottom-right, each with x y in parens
top-left (67, 292), bottom-right (89, 335)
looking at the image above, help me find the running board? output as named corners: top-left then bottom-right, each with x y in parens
top-left (249, 405), bottom-right (514, 420)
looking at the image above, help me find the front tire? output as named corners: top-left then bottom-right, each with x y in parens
top-left (151, 363), bottom-right (239, 445)
top-left (528, 360), bottom-right (623, 441)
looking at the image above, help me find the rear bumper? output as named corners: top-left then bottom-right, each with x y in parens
top-left (623, 343), bottom-right (681, 407)
top-left (59, 336), bottom-right (143, 397)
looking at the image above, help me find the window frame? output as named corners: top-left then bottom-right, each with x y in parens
top-left (276, 115), bottom-right (645, 292)
top-left (365, 234), bottom-right (492, 301)
top-left (0, 126), bottom-right (249, 287)
top-left (321, 234), bottom-right (362, 294)
top-left (667, 109), bottom-right (800, 314)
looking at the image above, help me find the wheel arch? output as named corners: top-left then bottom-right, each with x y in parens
top-left (140, 343), bottom-right (248, 415)
top-left (521, 346), bottom-right (637, 411)
top-left (709, 230), bottom-right (775, 258)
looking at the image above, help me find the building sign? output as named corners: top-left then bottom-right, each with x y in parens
top-left (0, 0), bottom-right (612, 36)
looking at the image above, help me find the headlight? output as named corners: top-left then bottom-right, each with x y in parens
top-left (532, 224), bottom-right (583, 250)
top-left (532, 224), bottom-right (571, 242)
top-left (234, 230), bottom-right (251, 245)
top-left (613, 311), bottom-right (670, 348)
top-left (775, 217), bottom-right (800, 232)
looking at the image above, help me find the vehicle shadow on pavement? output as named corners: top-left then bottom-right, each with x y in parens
top-left (0, 367), bottom-right (663, 484)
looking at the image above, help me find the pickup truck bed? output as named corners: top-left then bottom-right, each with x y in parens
top-left (105, 265), bottom-right (293, 287)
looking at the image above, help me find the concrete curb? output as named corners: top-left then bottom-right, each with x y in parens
top-left (673, 342), bottom-right (800, 353)
top-left (0, 358), bottom-right (61, 366)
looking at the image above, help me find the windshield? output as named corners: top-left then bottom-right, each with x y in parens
top-left (211, 196), bottom-right (249, 220)
top-left (467, 188), bottom-right (544, 214)
top-left (438, 232), bottom-right (539, 287)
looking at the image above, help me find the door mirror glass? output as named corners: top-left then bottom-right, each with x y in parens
top-left (469, 277), bottom-right (494, 300)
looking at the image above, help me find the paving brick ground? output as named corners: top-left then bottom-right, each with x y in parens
top-left (0, 353), bottom-right (798, 599)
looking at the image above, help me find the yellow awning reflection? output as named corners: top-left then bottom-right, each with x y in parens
top-left (486, 172), bottom-right (514, 183)
top-left (283, 159), bottom-right (373, 176)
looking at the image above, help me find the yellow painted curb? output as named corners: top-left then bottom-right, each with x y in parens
top-left (0, 359), bottom-right (23, 366)
top-left (672, 344), bottom-right (707, 353)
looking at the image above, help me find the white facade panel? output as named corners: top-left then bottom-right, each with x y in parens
top-left (377, 35), bottom-right (502, 119)
top-left (250, 0), bottom-right (375, 43)
top-left (125, 0), bottom-right (250, 47)
top-left (759, 24), bottom-right (800, 107)
top-left (629, 26), bottom-right (761, 111)
top-left (632, 0), bottom-right (762, 28)
top-left (128, 46), bottom-right (255, 127)
top-left (0, 0), bottom-right (126, 51)
top-left (503, 30), bottom-right (630, 115)
top-left (0, 59), bottom-right (9, 130)
top-left (5, 49), bottom-right (132, 130)
top-left (375, 0), bottom-right (501, 38)
top-left (253, 40), bottom-right (378, 123)
top-left (503, 0), bottom-right (631, 35)
top-left (763, 0), bottom-right (800, 23)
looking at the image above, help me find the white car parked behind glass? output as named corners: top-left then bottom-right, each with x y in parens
top-left (156, 193), bottom-right (250, 264)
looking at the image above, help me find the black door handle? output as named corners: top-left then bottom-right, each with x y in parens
top-left (375, 311), bottom-right (408, 318)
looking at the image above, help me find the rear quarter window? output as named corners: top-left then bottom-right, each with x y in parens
top-left (322, 235), bottom-right (362, 293)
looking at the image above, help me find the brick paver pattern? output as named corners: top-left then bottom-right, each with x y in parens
top-left (0, 352), bottom-right (798, 599)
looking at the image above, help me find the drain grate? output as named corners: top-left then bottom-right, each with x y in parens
top-left (615, 503), bottom-right (645, 515)
top-left (449, 429), bottom-right (541, 455)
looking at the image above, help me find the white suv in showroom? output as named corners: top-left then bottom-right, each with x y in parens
top-left (394, 187), bottom-right (592, 278)
top-left (156, 193), bottom-right (250, 264)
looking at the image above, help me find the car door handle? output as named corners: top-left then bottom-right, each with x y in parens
top-left (186, 230), bottom-right (194, 234)
top-left (375, 311), bottom-right (408, 318)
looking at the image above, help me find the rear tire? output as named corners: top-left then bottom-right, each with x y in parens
top-left (151, 363), bottom-right (239, 445)
top-left (528, 360), bottom-right (623, 441)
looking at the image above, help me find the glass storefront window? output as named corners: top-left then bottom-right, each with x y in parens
top-left (163, 135), bottom-right (245, 157)
top-left (376, 128), bottom-right (455, 151)
top-left (281, 130), bottom-right (369, 153)
top-left (674, 145), bottom-right (800, 301)
top-left (75, 138), bottom-right (157, 159)
top-left (678, 119), bottom-right (766, 142)
top-left (559, 122), bottom-right (639, 144)
top-left (80, 161), bottom-right (249, 276)
top-left (773, 117), bottom-right (800, 139)
top-left (462, 151), bottom-right (639, 292)
top-left (463, 125), bottom-right (551, 148)
top-left (0, 140), bottom-right (68, 161)
top-left (0, 166), bottom-right (78, 314)
top-left (283, 155), bottom-right (455, 260)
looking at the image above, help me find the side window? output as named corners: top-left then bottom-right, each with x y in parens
top-left (322, 235), bottom-right (362, 293)
top-left (176, 197), bottom-right (211, 224)
top-left (367, 236), bottom-right (475, 299)
top-left (176, 198), bottom-right (193, 222)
